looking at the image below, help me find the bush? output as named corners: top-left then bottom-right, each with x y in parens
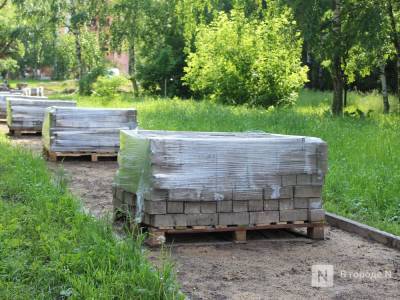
top-left (93, 75), bottom-right (130, 97)
top-left (183, 9), bottom-right (308, 107)
top-left (78, 66), bottom-right (107, 95)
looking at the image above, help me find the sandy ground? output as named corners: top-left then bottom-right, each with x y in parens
top-left (2, 123), bottom-right (399, 300)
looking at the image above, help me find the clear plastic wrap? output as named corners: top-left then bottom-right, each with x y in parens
top-left (114, 130), bottom-right (328, 222)
top-left (42, 107), bottom-right (137, 152)
top-left (7, 98), bottom-right (76, 131)
top-left (0, 95), bottom-right (47, 118)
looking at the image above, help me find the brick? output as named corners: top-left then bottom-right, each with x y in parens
top-left (294, 198), bottom-right (309, 209)
top-left (185, 202), bottom-right (201, 214)
top-left (233, 189), bottom-right (263, 200)
top-left (217, 200), bottom-right (233, 212)
top-left (186, 213), bottom-right (218, 226)
top-left (317, 143), bottom-right (328, 173)
top-left (282, 175), bottom-right (296, 186)
top-left (264, 186), bottom-right (293, 200)
top-left (279, 209), bottom-right (308, 222)
top-left (250, 211), bottom-right (279, 225)
top-left (294, 186), bottom-right (322, 198)
top-left (248, 200), bottom-right (263, 212)
top-left (201, 202), bottom-right (217, 213)
top-left (144, 200), bottom-right (167, 215)
top-left (308, 209), bottom-right (325, 222)
top-left (233, 201), bottom-right (248, 212)
top-left (264, 200), bottom-right (279, 210)
top-left (309, 198), bottom-right (323, 209)
top-left (169, 188), bottom-right (232, 201)
top-left (115, 187), bottom-right (124, 202)
top-left (312, 174), bottom-right (324, 185)
top-left (219, 212), bottom-right (249, 226)
top-left (123, 191), bottom-right (136, 206)
top-left (167, 202), bottom-right (184, 214)
top-left (279, 199), bottom-right (294, 210)
top-left (147, 214), bottom-right (187, 227)
top-left (144, 189), bottom-right (168, 201)
top-left (112, 185), bottom-right (117, 199)
top-left (297, 174), bottom-right (312, 185)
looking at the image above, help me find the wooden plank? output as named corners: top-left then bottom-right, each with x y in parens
top-left (326, 212), bottom-right (400, 250)
top-left (233, 229), bottom-right (247, 243)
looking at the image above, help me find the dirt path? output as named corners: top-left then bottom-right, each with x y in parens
top-left (2, 124), bottom-right (399, 300)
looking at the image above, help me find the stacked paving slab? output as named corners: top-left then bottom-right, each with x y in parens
top-left (42, 107), bottom-right (138, 153)
top-left (114, 130), bottom-right (328, 228)
top-left (7, 98), bottom-right (76, 133)
top-left (0, 94), bottom-right (46, 119)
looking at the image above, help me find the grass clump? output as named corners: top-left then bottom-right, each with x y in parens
top-left (0, 136), bottom-right (182, 299)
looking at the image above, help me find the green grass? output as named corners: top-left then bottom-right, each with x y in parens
top-left (0, 137), bottom-right (183, 299)
top-left (50, 88), bottom-right (400, 236)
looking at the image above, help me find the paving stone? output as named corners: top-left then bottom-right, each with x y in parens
top-left (201, 201), bottom-right (217, 213)
top-left (294, 186), bottom-right (322, 198)
top-left (219, 212), bottom-right (249, 226)
top-left (309, 209), bottom-right (325, 222)
top-left (309, 198), bottom-right (323, 209)
top-left (167, 202), bottom-right (184, 214)
top-left (248, 200), bottom-right (264, 212)
top-left (264, 200), bottom-right (279, 210)
top-left (264, 186), bottom-right (293, 200)
top-left (217, 200), bottom-right (233, 212)
top-left (297, 174), bottom-right (312, 185)
top-left (144, 200), bottom-right (167, 214)
top-left (282, 175), bottom-right (296, 186)
top-left (233, 201), bottom-right (249, 212)
top-left (279, 209), bottom-right (308, 222)
top-left (185, 202), bottom-right (201, 214)
top-left (279, 199), bottom-right (294, 210)
top-left (294, 198), bottom-right (309, 209)
top-left (250, 211), bottom-right (279, 225)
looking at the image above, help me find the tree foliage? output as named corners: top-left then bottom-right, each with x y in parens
top-left (184, 9), bottom-right (308, 107)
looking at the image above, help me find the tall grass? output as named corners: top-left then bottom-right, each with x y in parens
top-left (0, 136), bottom-right (183, 299)
top-left (50, 89), bottom-right (400, 235)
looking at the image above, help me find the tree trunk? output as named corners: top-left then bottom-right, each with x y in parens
top-left (331, 0), bottom-right (343, 115)
top-left (332, 57), bottom-right (344, 115)
top-left (387, 0), bottom-right (400, 108)
top-left (380, 64), bottom-right (390, 114)
top-left (128, 43), bottom-right (139, 97)
top-left (72, 27), bottom-right (84, 79)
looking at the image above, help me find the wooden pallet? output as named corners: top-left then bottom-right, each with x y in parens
top-left (144, 221), bottom-right (325, 247)
top-left (8, 129), bottom-right (41, 136)
top-left (0, 118), bottom-right (6, 124)
top-left (43, 148), bottom-right (117, 162)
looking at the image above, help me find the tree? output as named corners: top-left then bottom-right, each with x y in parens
top-left (386, 0), bottom-right (400, 108)
top-left (183, 9), bottom-right (308, 107)
top-left (111, 0), bottom-right (147, 96)
top-left (285, 0), bottom-right (389, 115)
top-left (0, 1), bottom-right (24, 77)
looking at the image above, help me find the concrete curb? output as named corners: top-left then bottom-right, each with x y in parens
top-left (326, 212), bottom-right (400, 250)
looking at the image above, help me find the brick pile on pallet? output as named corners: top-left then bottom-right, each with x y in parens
top-left (113, 130), bottom-right (328, 230)
top-left (6, 98), bottom-right (76, 133)
top-left (22, 87), bottom-right (44, 97)
top-left (42, 107), bottom-right (138, 153)
top-left (0, 95), bottom-right (47, 119)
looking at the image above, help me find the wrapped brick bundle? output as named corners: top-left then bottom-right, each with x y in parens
top-left (7, 98), bottom-right (76, 133)
top-left (114, 130), bottom-right (328, 228)
top-left (0, 95), bottom-right (47, 119)
top-left (42, 107), bottom-right (138, 153)
top-left (22, 87), bottom-right (44, 96)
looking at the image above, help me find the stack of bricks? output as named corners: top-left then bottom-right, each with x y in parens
top-left (113, 173), bottom-right (325, 227)
top-left (113, 130), bottom-right (327, 228)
